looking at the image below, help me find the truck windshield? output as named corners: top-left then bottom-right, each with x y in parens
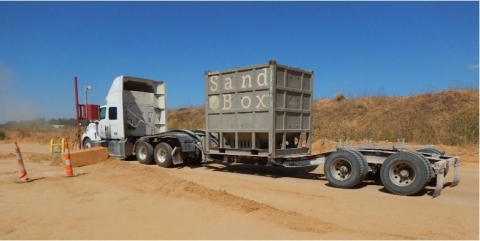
top-left (99, 107), bottom-right (106, 120)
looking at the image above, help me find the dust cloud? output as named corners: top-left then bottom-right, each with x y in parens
top-left (0, 63), bottom-right (38, 124)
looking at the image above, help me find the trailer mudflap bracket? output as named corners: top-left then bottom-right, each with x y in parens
top-left (432, 156), bottom-right (460, 198)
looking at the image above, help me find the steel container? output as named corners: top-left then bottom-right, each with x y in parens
top-left (205, 60), bottom-right (314, 158)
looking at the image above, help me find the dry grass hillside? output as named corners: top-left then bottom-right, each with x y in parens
top-left (0, 89), bottom-right (476, 148)
top-left (168, 89), bottom-right (479, 146)
top-left (0, 128), bottom-right (80, 147)
top-left (168, 106), bottom-right (206, 130)
top-left (312, 89), bottom-right (478, 146)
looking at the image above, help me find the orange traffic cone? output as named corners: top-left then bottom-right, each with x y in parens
top-left (63, 138), bottom-right (75, 177)
top-left (14, 141), bottom-right (29, 183)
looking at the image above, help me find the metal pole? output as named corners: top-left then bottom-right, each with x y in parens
top-left (74, 77), bottom-right (82, 149)
top-left (85, 87), bottom-right (88, 122)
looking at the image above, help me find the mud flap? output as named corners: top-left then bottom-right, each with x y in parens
top-left (451, 157), bottom-right (461, 187)
top-left (432, 157), bottom-right (460, 198)
top-left (433, 162), bottom-right (446, 198)
top-left (172, 147), bottom-right (183, 165)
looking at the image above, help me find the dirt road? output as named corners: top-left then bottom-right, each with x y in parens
top-left (0, 143), bottom-right (478, 239)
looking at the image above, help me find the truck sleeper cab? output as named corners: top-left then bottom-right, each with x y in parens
top-left (81, 76), bottom-right (167, 158)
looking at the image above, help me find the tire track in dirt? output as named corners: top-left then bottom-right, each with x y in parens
top-left (82, 159), bottom-right (418, 239)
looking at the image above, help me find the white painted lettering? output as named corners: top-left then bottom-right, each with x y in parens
top-left (209, 76), bottom-right (218, 92)
top-left (224, 77), bottom-right (233, 90)
top-left (256, 94), bottom-right (267, 108)
top-left (257, 68), bottom-right (268, 87)
top-left (241, 75), bottom-right (252, 88)
top-left (223, 94), bottom-right (232, 110)
top-left (241, 96), bottom-right (251, 109)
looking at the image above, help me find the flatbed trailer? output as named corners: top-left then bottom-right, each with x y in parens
top-left (134, 129), bottom-right (459, 197)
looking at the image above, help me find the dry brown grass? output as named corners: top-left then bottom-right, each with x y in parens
top-left (168, 105), bottom-right (206, 130)
top-left (312, 89), bottom-right (479, 146)
top-left (3, 90), bottom-right (477, 148)
top-left (0, 128), bottom-right (81, 148)
top-left (168, 89), bottom-right (478, 146)
top-left (334, 93), bottom-right (346, 102)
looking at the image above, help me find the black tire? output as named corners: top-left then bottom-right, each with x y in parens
top-left (417, 148), bottom-right (449, 176)
top-left (350, 150), bottom-right (369, 181)
top-left (324, 150), bottom-right (367, 188)
top-left (417, 148), bottom-right (444, 155)
top-left (83, 138), bottom-right (93, 150)
top-left (135, 141), bottom-right (154, 165)
top-left (154, 142), bottom-right (173, 168)
top-left (380, 152), bottom-right (432, 196)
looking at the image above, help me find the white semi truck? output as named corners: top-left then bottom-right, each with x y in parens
top-left (81, 61), bottom-right (460, 197)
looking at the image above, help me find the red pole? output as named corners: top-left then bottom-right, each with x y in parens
top-left (74, 76), bottom-right (82, 149)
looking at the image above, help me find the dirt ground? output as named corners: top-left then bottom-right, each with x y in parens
top-left (0, 142), bottom-right (478, 239)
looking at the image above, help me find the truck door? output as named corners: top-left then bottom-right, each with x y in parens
top-left (106, 106), bottom-right (122, 139)
top-left (98, 107), bottom-right (107, 138)
top-left (98, 106), bottom-right (121, 139)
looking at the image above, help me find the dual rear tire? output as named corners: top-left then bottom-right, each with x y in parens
top-left (135, 141), bottom-right (174, 168)
top-left (325, 150), bottom-right (432, 196)
top-left (324, 150), bottom-right (368, 188)
top-left (135, 141), bottom-right (154, 165)
top-left (380, 152), bottom-right (432, 196)
top-left (154, 143), bottom-right (173, 168)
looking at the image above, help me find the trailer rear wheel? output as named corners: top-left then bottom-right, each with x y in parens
top-left (418, 148), bottom-right (449, 176)
top-left (154, 143), bottom-right (173, 168)
top-left (418, 148), bottom-right (445, 155)
top-left (350, 150), bottom-right (369, 181)
top-left (136, 141), bottom-right (154, 165)
top-left (380, 152), bottom-right (432, 196)
top-left (324, 150), bottom-right (367, 188)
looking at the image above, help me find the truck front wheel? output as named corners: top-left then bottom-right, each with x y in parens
top-left (83, 138), bottom-right (93, 150)
top-left (154, 143), bottom-right (173, 168)
top-left (136, 141), bottom-right (154, 165)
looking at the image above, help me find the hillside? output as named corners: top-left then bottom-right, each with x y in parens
top-left (0, 89), bottom-right (477, 147)
top-left (168, 89), bottom-right (478, 146)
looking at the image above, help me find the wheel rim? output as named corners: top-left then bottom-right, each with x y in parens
top-left (84, 142), bottom-right (91, 149)
top-left (389, 162), bottom-right (416, 186)
top-left (138, 146), bottom-right (147, 160)
top-left (156, 148), bottom-right (166, 163)
top-left (330, 158), bottom-right (352, 180)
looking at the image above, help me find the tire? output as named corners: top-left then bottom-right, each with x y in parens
top-left (417, 148), bottom-right (449, 176)
top-left (350, 150), bottom-right (369, 181)
top-left (154, 143), bottom-right (173, 168)
top-left (417, 148), bottom-right (444, 155)
top-left (324, 150), bottom-right (367, 188)
top-left (380, 152), bottom-right (432, 196)
top-left (83, 138), bottom-right (93, 150)
top-left (135, 141), bottom-right (154, 165)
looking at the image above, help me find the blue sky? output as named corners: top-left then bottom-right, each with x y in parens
top-left (0, 1), bottom-right (478, 123)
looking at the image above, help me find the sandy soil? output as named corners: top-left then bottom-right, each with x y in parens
top-left (0, 142), bottom-right (478, 239)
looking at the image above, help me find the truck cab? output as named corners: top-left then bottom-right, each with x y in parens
top-left (81, 76), bottom-right (167, 158)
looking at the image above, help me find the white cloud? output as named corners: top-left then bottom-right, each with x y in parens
top-left (468, 63), bottom-right (479, 69)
